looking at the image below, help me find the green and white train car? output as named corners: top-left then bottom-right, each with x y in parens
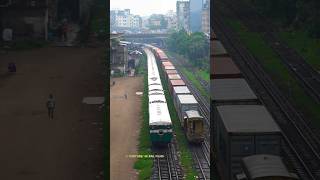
top-left (149, 94), bottom-right (173, 144)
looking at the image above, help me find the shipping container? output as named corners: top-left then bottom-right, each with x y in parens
top-left (214, 105), bottom-right (282, 180)
top-left (212, 40), bottom-right (228, 56)
top-left (211, 56), bottom-right (242, 79)
top-left (176, 94), bottom-right (199, 124)
top-left (165, 70), bottom-right (178, 81)
top-left (169, 79), bottom-right (185, 94)
top-left (162, 61), bottom-right (173, 70)
top-left (168, 74), bottom-right (181, 80)
top-left (164, 65), bottom-right (175, 70)
top-left (173, 86), bottom-right (191, 108)
top-left (211, 79), bottom-right (258, 105)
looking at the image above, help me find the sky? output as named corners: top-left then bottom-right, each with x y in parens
top-left (110, 0), bottom-right (179, 16)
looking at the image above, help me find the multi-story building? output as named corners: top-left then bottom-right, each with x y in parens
top-left (190, 0), bottom-right (202, 32)
top-left (111, 9), bottom-right (142, 29)
top-left (165, 10), bottom-right (177, 30)
top-left (176, 0), bottom-right (190, 32)
top-left (201, 0), bottom-right (210, 34)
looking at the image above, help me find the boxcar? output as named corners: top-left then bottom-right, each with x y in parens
top-left (212, 40), bottom-right (228, 57)
top-left (214, 105), bottom-right (282, 180)
top-left (176, 94), bottom-right (204, 143)
top-left (168, 74), bottom-right (181, 80)
top-left (172, 86), bottom-right (191, 109)
top-left (169, 79), bottom-right (185, 94)
top-left (211, 56), bottom-right (242, 79)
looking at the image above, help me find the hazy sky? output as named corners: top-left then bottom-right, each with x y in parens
top-left (110, 0), bottom-right (178, 16)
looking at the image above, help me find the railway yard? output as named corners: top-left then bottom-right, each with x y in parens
top-left (210, 1), bottom-right (320, 179)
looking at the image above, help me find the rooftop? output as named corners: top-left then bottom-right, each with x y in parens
top-left (216, 105), bottom-right (281, 133)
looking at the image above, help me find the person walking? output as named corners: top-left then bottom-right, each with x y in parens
top-left (46, 94), bottom-right (55, 119)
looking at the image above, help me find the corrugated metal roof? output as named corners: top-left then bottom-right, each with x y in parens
top-left (211, 79), bottom-right (257, 101)
top-left (168, 74), bottom-right (181, 80)
top-left (217, 105), bottom-right (281, 133)
top-left (173, 86), bottom-right (190, 94)
top-left (242, 154), bottom-right (298, 179)
top-left (170, 80), bottom-right (185, 86)
top-left (178, 94), bottom-right (198, 104)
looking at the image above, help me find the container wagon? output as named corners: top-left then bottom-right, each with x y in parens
top-left (214, 105), bottom-right (282, 180)
top-left (211, 56), bottom-right (242, 79)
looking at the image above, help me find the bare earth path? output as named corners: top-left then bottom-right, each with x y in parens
top-left (110, 77), bottom-right (143, 180)
top-left (0, 47), bottom-right (104, 180)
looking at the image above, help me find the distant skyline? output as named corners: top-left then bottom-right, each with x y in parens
top-left (110, 0), bottom-right (179, 16)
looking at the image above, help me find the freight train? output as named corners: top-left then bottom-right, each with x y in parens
top-left (145, 44), bottom-right (205, 143)
top-left (210, 36), bottom-right (291, 180)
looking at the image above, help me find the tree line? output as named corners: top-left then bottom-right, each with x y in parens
top-left (166, 29), bottom-right (209, 68)
top-left (249, 0), bottom-right (320, 37)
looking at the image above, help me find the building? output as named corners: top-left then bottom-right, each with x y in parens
top-left (176, 0), bottom-right (190, 32)
top-left (165, 10), bottom-right (177, 30)
top-left (110, 33), bottom-right (128, 75)
top-left (0, 0), bottom-right (93, 40)
top-left (111, 9), bottom-right (142, 29)
top-left (190, 0), bottom-right (202, 32)
top-left (201, 0), bottom-right (210, 34)
top-left (236, 154), bottom-right (298, 180)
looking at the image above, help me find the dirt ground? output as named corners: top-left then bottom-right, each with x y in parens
top-left (0, 47), bottom-right (104, 180)
top-left (110, 77), bottom-right (143, 180)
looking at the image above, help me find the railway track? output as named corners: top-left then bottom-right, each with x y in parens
top-left (151, 143), bottom-right (184, 180)
top-left (217, 0), bottom-right (320, 103)
top-left (190, 142), bottom-right (211, 180)
top-left (213, 12), bottom-right (320, 180)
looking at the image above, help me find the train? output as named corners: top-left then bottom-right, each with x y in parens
top-left (210, 36), bottom-right (290, 180)
top-left (145, 47), bottom-right (173, 144)
top-left (145, 44), bottom-right (205, 143)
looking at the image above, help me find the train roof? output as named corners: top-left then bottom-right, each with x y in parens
top-left (173, 86), bottom-right (190, 94)
top-left (168, 74), bottom-right (181, 80)
top-left (216, 105), bottom-right (281, 133)
top-left (212, 40), bottom-right (228, 56)
top-left (164, 66), bottom-right (175, 70)
top-left (149, 97), bottom-right (171, 125)
top-left (242, 155), bottom-right (298, 179)
top-left (211, 79), bottom-right (257, 101)
top-left (211, 56), bottom-right (242, 78)
top-left (185, 110), bottom-right (202, 119)
top-left (170, 79), bottom-right (185, 86)
top-left (177, 94), bottom-right (198, 104)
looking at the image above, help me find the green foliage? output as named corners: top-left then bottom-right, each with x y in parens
top-left (166, 30), bottom-right (209, 68)
top-left (279, 30), bottom-right (320, 70)
top-left (249, 0), bottom-right (320, 37)
top-left (227, 19), bottom-right (320, 127)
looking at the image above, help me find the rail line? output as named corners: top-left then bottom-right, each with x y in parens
top-left (151, 143), bottom-right (183, 180)
top-left (213, 11), bottom-right (320, 180)
top-left (217, 0), bottom-right (320, 103)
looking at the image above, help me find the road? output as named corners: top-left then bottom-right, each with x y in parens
top-left (0, 47), bottom-right (105, 180)
top-left (110, 77), bottom-right (143, 180)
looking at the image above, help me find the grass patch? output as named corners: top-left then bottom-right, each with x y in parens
top-left (279, 30), bottom-right (320, 71)
top-left (136, 52), bottom-right (147, 75)
top-left (159, 62), bottom-right (198, 180)
top-left (226, 19), bottom-right (320, 126)
top-left (197, 69), bottom-right (210, 82)
top-left (165, 51), bottom-right (209, 99)
top-left (134, 56), bottom-right (153, 180)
